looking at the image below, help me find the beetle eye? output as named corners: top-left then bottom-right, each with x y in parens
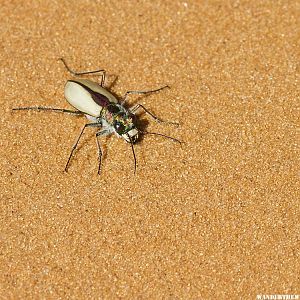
top-left (108, 105), bottom-right (120, 114)
top-left (114, 121), bottom-right (125, 134)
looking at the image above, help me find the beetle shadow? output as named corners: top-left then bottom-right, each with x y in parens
top-left (134, 117), bottom-right (150, 143)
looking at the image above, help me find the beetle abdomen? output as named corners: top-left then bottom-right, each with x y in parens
top-left (64, 79), bottom-right (118, 117)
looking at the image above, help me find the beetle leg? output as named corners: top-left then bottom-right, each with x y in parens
top-left (65, 122), bottom-right (100, 172)
top-left (127, 134), bottom-right (137, 175)
top-left (59, 58), bottom-right (106, 87)
top-left (130, 104), bottom-right (163, 122)
top-left (130, 104), bottom-right (179, 126)
top-left (12, 106), bottom-right (83, 115)
top-left (121, 85), bottom-right (169, 105)
top-left (95, 129), bottom-right (110, 175)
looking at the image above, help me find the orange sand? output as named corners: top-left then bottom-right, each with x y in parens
top-left (0, 1), bottom-right (299, 298)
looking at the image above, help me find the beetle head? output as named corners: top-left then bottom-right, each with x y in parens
top-left (112, 110), bottom-right (139, 143)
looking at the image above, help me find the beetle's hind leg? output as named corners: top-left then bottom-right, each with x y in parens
top-left (59, 58), bottom-right (106, 87)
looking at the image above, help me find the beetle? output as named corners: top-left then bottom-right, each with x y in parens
top-left (13, 58), bottom-right (181, 174)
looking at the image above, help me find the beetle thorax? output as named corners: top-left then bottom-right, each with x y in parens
top-left (101, 104), bottom-right (137, 142)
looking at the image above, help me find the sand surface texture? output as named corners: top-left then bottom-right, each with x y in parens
top-left (0, 1), bottom-right (299, 299)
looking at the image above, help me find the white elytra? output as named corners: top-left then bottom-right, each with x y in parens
top-left (64, 79), bottom-right (118, 117)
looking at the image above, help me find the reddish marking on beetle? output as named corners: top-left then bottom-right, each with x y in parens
top-left (69, 80), bottom-right (110, 108)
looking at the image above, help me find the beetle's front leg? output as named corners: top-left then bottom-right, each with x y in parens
top-left (130, 104), bottom-right (179, 126)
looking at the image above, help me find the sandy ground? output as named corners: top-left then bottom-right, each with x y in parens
top-left (0, 0), bottom-right (299, 299)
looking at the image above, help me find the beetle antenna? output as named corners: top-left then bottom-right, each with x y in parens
top-left (127, 134), bottom-right (137, 174)
top-left (138, 130), bottom-right (182, 144)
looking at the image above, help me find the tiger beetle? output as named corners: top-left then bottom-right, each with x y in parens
top-left (12, 58), bottom-right (181, 174)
